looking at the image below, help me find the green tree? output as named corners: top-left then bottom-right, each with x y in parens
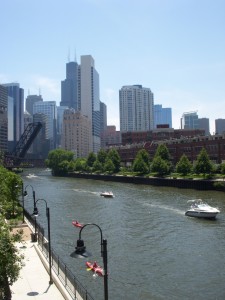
top-left (92, 159), bottom-right (103, 173)
top-left (176, 154), bottom-right (193, 176)
top-left (150, 144), bottom-right (171, 176)
top-left (104, 159), bottom-right (115, 174)
top-left (151, 156), bottom-right (170, 176)
top-left (97, 149), bottom-right (107, 165)
top-left (86, 152), bottom-right (96, 168)
top-left (0, 166), bottom-right (22, 219)
top-left (155, 144), bottom-right (170, 161)
top-left (194, 147), bottom-right (213, 176)
top-left (133, 157), bottom-right (149, 174)
top-left (221, 163), bottom-right (225, 175)
top-left (136, 149), bottom-right (150, 166)
top-left (107, 149), bottom-right (121, 172)
top-left (74, 158), bottom-right (86, 172)
top-left (0, 216), bottom-right (24, 299)
top-left (45, 149), bottom-right (74, 175)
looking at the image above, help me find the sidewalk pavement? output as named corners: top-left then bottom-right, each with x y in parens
top-left (11, 225), bottom-right (69, 300)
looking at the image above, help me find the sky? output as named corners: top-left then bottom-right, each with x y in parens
top-left (1, 0), bottom-right (225, 134)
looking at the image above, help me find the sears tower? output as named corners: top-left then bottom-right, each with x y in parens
top-left (60, 61), bottom-right (78, 110)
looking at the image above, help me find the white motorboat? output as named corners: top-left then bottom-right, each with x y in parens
top-left (185, 199), bottom-right (220, 219)
top-left (100, 191), bottom-right (114, 198)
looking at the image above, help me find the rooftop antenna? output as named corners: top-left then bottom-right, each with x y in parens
top-left (74, 48), bottom-right (77, 62)
top-left (68, 47), bottom-right (70, 62)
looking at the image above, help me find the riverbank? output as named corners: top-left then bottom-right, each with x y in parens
top-left (67, 172), bottom-right (225, 191)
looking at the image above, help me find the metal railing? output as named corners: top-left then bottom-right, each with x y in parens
top-left (24, 209), bottom-right (94, 300)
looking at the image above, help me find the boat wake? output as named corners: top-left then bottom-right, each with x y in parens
top-left (26, 174), bottom-right (38, 179)
top-left (72, 188), bottom-right (99, 196)
top-left (144, 203), bottom-right (184, 216)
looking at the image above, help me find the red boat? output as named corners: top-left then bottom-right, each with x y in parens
top-left (86, 261), bottom-right (104, 277)
top-left (72, 220), bottom-right (83, 228)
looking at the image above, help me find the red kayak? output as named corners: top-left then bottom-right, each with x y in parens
top-left (86, 261), bottom-right (104, 277)
top-left (72, 220), bottom-right (83, 228)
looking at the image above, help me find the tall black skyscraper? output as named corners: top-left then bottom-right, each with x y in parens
top-left (60, 61), bottom-right (79, 110)
top-left (3, 83), bottom-right (24, 152)
top-left (0, 84), bottom-right (8, 152)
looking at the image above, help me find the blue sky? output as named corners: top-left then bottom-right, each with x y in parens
top-left (1, 0), bottom-right (224, 133)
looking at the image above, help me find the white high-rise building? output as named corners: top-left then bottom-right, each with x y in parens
top-left (79, 55), bottom-right (100, 153)
top-left (119, 85), bottom-right (154, 132)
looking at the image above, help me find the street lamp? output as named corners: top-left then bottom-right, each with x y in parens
top-left (34, 198), bottom-right (53, 285)
top-left (23, 184), bottom-right (37, 241)
top-left (70, 223), bottom-right (108, 300)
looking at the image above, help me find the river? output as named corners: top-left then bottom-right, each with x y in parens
top-left (21, 168), bottom-right (225, 300)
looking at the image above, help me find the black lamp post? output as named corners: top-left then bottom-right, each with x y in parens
top-left (23, 184), bottom-right (37, 241)
top-left (70, 223), bottom-right (108, 300)
top-left (34, 198), bottom-right (53, 285)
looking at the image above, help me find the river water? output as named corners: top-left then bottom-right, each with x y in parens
top-left (21, 169), bottom-right (225, 300)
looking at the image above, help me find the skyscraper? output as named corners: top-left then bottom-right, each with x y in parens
top-left (154, 104), bottom-right (172, 128)
top-left (198, 118), bottom-right (210, 135)
top-left (3, 83), bottom-right (24, 152)
top-left (215, 119), bottom-right (225, 134)
top-left (26, 94), bottom-right (43, 115)
top-left (181, 111), bottom-right (199, 130)
top-left (119, 85), bottom-right (154, 132)
top-left (57, 106), bottom-right (68, 147)
top-left (0, 84), bottom-right (8, 152)
top-left (62, 109), bottom-right (91, 158)
top-left (61, 55), bottom-right (101, 154)
top-left (80, 55), bottom-right (101, 153)
top-left (33, 101), bottom-right (57, 150)
top-left (60, 61), bottom-right (79, 109)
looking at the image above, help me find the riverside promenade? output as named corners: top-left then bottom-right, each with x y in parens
top-left (11, 224), bottom-right (74, 300)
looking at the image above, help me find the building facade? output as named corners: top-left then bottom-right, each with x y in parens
top-left (26, 94), bottom-right (43, 115)
top-left (116, 133), bottom-right (225, 165)
top-left (57, 106), bottom-right (68, 147)
top-left (0, 84), bottom-right (8, 152)
top-left (198, 118), bottom-right (210, 135)
top-left (80, 55), bottom-right (101, 153)
top-left (215, 119), bottom-right (225, 134)
top-left (154, 104), bottom-right (172, 128)
top-left (60, 61), bottom-right (79, 110)
top-left (32, 113), bottom-right (50, 159)
top-left (62, 109), bottom-right (91, 158)
top-left (181, 111), bottom-right (199, 130)
top-left (101, 125), bottom-right (121, 148)
top-left (60, 55), bottom-right (101, 154)
top-left (33, 101), bottom-right (57, 150)
top-left (3, 83), bottom-right (24, 152)
top-left (119, 85), bottom-right (154, 133)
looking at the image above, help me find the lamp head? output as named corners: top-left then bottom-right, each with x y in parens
top-left (23, 191), bottom-right (28, 196)
top-left (70, 239), bottom-right (92, 258)
top-left (33, 207), bottom-right (39, 217)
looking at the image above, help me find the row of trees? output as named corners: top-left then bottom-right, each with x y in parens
top-left (46, 148), bottom-right (121, 176)
top-left (46, 145), bottom-right (225, 178)
top-left (0, 164), bottom-right (24, 300)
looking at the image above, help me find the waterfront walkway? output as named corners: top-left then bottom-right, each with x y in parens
top-left (11, 224), bottom-right (72, 300)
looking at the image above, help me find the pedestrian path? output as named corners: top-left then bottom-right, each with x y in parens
top-left (11, 240), bottom-right (67, 300)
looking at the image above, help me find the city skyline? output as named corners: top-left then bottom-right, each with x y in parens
top-left (1, 0), bottom-right (224, 134)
